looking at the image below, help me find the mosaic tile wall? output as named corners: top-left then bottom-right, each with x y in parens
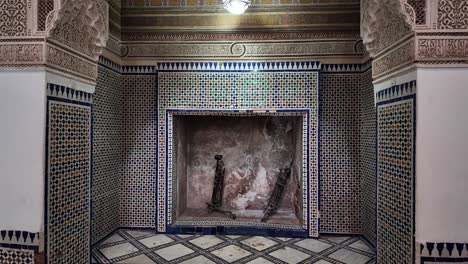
top-left (0, 230), bottom-right (40, 264)
top-left (121, 74), bottom-right (157, 228)
top-left (92, 64), bottom-right (123, 244)
top-left (46, 84), bottom-right (93, 264)
top-left (376, 81), bottom-right (416, 264)
top-left (118, 63), bottom-right (375, 237)
top-left (156, 62), bottom-right (320, 237)
top-left (319, 72), bottom-right (362, 234)
top-left (359, 67), bottom-right (377, 245)
top-left (0, 248), bottom-right (34, 264)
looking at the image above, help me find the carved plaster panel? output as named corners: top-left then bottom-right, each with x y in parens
top-left (122, 40), bottom-right (362, 59)
top-left (361, 0), bottom-right (415, 57)
top-left (416, 36), bottom-right (468, 63)
top-left (0, 0), bottom-right (28, 36)
top-left (0, 43), bottom-right (45, 64)
top-left (121, 31), bottom-right (361, 42)
top-left (122, 0), bottom-right (359, 7)
top-left (46, 0), bottom-right (109, 59)
top-left (437, 0), bottom-right (468, 30)
top-left (372, 38), bottom-right (415, 79)
top-left (46, 44), bottom-right (98, 82)
top-left (0, 0), bottom-right (109, 85)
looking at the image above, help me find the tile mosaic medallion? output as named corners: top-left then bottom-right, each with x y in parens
top-left (91, 229), bottom-right (376, 264)
top-left (376, 81), bottom-right (416, 264)
top-left (46, 84), bottom-right (93, 264)
top-left (157, 62), bottom-right (320, 237)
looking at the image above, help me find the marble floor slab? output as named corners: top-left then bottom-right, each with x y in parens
top-left (92, 229), bottom-right (376, 264)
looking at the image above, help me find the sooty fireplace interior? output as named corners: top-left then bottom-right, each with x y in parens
top-left (173, 115), bottom-right (304, 228)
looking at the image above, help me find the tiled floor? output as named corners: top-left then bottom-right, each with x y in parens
top-left (91, 229), bottom-right (376, 264)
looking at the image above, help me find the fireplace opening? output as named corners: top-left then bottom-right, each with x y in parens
top-left (173, 114), bottom-right (304, 228)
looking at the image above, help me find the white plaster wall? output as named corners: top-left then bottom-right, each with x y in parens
top-left (416, 68), bottom-right (468, 243)
top-left (0, 71), bottom-right (47, 232)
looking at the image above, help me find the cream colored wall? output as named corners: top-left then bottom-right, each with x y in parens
top-left (416, 68), bottom-right (468, 243)
top-left (0, 71), bottom-right (47, 232)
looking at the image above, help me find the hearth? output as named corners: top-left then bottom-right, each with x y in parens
top-left (156, 62), bottom-right (320, 237)
top-left (173, 115), bottom-right (303, 227)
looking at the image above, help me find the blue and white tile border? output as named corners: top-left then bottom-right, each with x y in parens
top-left (0, 230), bottom-right (41, 252)
top-left (418, 242), bottom-right (468, 263)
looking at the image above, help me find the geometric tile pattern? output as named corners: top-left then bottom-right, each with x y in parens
top-left (359, 68), bottom-right (377, 245)
top-left (377, 82), bottom-right (416, 264)
top-left (157, 64), bottom-right (319, 236)
top-left (46, 84), bottom-right (93, 264)
top-left (319, 73), bottom-right (362, 234)
top-left (0, 230), bottom-right (41, 251)
top-left (418, 241), bottom-right (468, 264)
top-left (91, 229), bottom-right (375, 263)
top-left (0, 248), bottom-right (34, 264)
top-left (92, 64), bottom-right (123, 244)
top-left (121, 75), bottom-right (157, 228)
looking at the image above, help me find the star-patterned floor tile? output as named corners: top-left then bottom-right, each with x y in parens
top-left (294, 239), bottom-right (333, 253)
top-left (100, 234), bottom-right (125, 245)
top-left (211, 245), bottom-right (252, 263)
top-left (241, 236), bottom-right (278, 251)
top-left (125, 230), bottom-right (154, 238)
top-left (269, 246), bottom-right (311, 264)
top-left (155, 244), bottom-right (194, 261)
top-left (348, 240), bottom-right (374, 253)
top-left (99, 243), bottom-right (140, 260)
top-left (91, 230), bottom-right (375, 264)
top-left (116, 254), bottom-right (155, 263)
top-left (189, 235), bottom-right (224, 249)
top-left (138, 234), bottom-right (174, 248)
top-left (328, 248), bottom-right (371, 264)
top-left (178, 255), bottom-right (216, 264)
top-left (246, 257), bottom-right (274, 264)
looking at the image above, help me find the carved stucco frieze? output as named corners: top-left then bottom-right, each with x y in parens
top-left (122, 41), bottom-right (362, 59)
top-left (417, 36), bottom-right (468, 61)
top-left (121, 31), bottom-right (361, 42)
top-left (0, 0), bottom-right (110, 85)
top-left (0, 43), bottom-right (44, 64)
top-left (46, 0), bottom-right (109, 59)
top-left (46, 44), bottom-right (98, 81)
top-left (372, 39), bottom-right (415, 79)
top-left (362, 0), bottom-right (468, 80)
top-left (361, 0), bottom-right (415, 58)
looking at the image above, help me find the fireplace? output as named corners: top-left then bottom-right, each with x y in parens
top-left (157, 61), bottom-right (320, 237)
top-left (173, 114), bottom-right (304, 227)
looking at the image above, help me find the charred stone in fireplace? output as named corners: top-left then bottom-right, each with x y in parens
top-left (261, 167), bottom-right (291, 222)
top-left (207, 155), bottom-right (236, 219)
